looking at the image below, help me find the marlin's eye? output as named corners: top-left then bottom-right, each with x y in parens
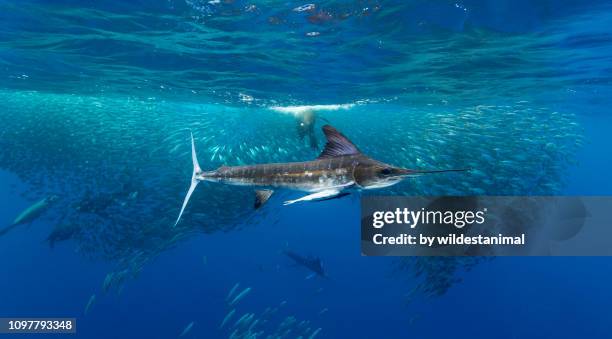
top-left (381, 168), bottom-right (393, 175)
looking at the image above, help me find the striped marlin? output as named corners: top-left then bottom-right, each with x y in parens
top-left (175, 125), bottom-right (467, 226)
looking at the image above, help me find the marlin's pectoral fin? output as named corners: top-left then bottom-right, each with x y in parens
top-left (254, 189), bottom-right (274, 209)
top-left (283, 189), bottom-right (341, 205)
top-left (316, 192), bottom-right (351, 202)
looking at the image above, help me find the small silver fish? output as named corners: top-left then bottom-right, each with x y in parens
top-left (84, 294), bottom-right (96, 315)
top-left (229, 287), bottom-right (251, 307)
top-left (179, 321), bottom-right (194, 337)
top-left (219, 309), bottom-right (235, 329)
top-left (226, 283), bottom-right (240, 303)
top-left (308, 328), bottom-right (322, 339)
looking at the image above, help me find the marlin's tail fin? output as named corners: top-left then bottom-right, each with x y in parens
top-left (174, 133), bottom-right (202, 227)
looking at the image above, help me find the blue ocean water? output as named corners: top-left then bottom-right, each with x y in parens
top-left (1, 0), bottom-right (612, 338)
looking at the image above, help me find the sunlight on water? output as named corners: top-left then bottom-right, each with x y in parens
top-left (1, 1), bottom-right (610, 105)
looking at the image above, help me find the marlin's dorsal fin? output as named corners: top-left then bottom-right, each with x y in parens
top-left (317, 125), bottom-right (360, 159)
top-left (254, 189), bottom-right (274, 209)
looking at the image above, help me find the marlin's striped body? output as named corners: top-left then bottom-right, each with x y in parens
top-left (201, 156), bottom-right (360, 191)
